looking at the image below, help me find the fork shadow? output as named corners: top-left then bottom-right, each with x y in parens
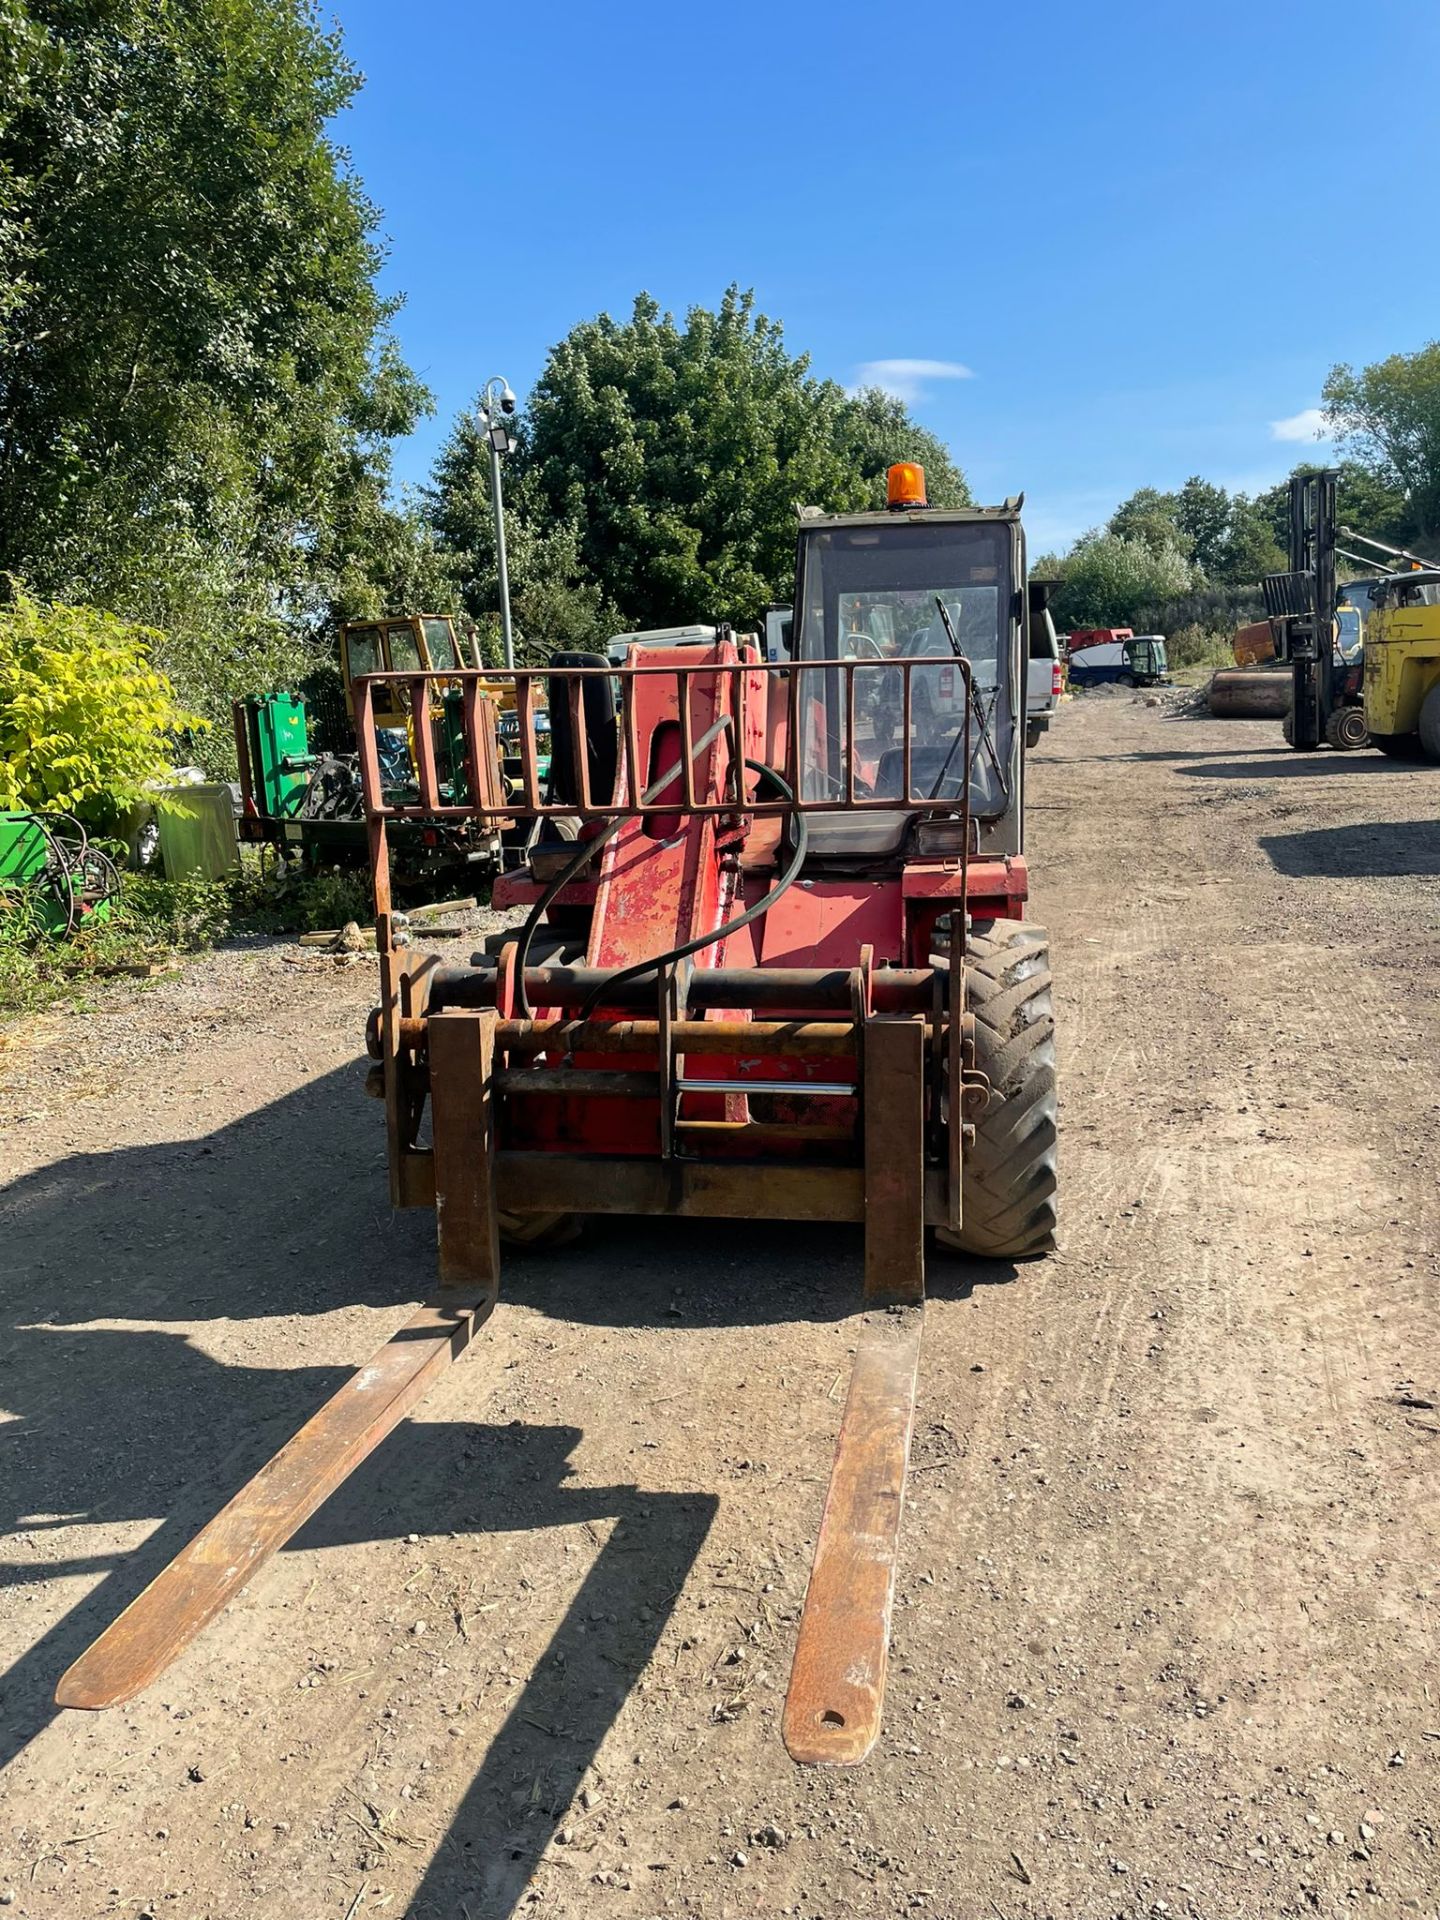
top-left (297, 1421), bottom-right (717, 1918)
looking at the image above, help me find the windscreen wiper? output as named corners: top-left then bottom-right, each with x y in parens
top-left (929, 597), bottom-right (1010, 805)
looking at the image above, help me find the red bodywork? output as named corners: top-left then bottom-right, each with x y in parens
top-left (357, 638), bottom-right (1025, 1171)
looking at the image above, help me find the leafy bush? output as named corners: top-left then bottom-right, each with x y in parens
top-left (227, 863), bottom-right (374, 934)
top-left (0, 589), bottom-right (206, 824)
top-left (1049, 533), bottom-right (1198, 631)
top-left (1166, 624), bottom-right (1236, 670)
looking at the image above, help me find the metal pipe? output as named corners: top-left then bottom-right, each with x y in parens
top-left (426, 962), bottom-right (934, 1016)
top-left (676, 1077), bottom-right (855, 1097)
top-left (392, 1016), bottom-right (866, 1058)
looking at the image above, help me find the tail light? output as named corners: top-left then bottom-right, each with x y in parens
top-left (939, 666), bottom-right (954, 699)
top-left (1051, 663), bottom-right (1063, 696)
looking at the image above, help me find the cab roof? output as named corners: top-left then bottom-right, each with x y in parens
top-left (797, 499), bottom-right (1024, 532)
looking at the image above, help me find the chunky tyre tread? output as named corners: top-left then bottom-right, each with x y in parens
top-left (939, 918), bottom-right (1058, 1260)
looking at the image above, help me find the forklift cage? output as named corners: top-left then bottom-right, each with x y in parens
top-left (352, 656), bottom-right (975, 824)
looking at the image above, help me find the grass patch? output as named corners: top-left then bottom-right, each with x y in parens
top-left (0, 855), bottom-right (379, 1015)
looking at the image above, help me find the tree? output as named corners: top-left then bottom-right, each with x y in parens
top-left (427, 288), bottom-right (971, 648)
top-left (1108, 487), bottom-right (1186, 559)
top-left (1324, 343), bottom-right (1440, 540)
top-left (0, 587), bottom-right (205, 822)
top-left (1174, 477), bottom-right (1231, 577)
top-left (0, 0), bottom-right (431, 755)
top-left (1215, 494), bottom-right (1284, 583)
top-left (1256, 460), bottom-right (1414, 560)
top-left (1048, 532), bottom-right (1197, 630)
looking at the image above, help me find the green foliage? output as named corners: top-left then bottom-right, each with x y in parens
top-left (0, 0), bottom-right (431, 762)
top-left (1165, 622), bottom-right (1236, 670)
top-left (1108, 487), bottom-right (1187, 559)
top-left (1323, 343), bottom-right (1440, 540)
top-left (226, 861), bottom-right (373, 934)
top-left (1174, 478), bottom-right (1229, 574)
top-left (0, 855), bottom-right (382, 1012)
top-left (0, 868), bottom-right (231, 1011)
top-left (427, 287), bottom-right (971, 648)
top-left (1255, 458), bottom-right (1414, 558)
top-left (0, 587), bottom-right (206, 820)
top-left (1049, 531), bottom-right (1198, 629)
top-left (1102, 478), bottom-right (1283, 587)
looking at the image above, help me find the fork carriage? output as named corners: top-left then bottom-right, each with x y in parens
top-left (58, 480), bottom-right (1057, 1767)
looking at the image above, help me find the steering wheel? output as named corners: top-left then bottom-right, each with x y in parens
top-left (839, 632), bottom-right (886, 661)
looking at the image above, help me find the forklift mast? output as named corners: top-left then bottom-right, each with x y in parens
top-left (1262, 470), bottom-right (1337, 750)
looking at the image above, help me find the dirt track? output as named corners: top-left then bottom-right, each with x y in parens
top-left (3, 695), bottom-right (1440, 1920)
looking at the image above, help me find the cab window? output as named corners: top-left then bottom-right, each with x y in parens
top-left (422, 617), bottom-right (461, 670)
top-left (387, 622), bottom-right (422, 671)
top-left (346, 626), bottom-right (383, 678)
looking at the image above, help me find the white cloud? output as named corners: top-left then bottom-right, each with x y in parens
top-left (851, 358), bottom-right (973, 405)
top-left (1270, 406), bottom-right (1328, 443)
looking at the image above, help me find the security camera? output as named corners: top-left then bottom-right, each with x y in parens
top-left (500, 386), bottom-right (517, 415)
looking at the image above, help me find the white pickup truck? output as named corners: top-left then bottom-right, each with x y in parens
top-left (1025, 586), bottom-right (1062, 750)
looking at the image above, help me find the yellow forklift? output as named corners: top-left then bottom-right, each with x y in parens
top-left (1339, 533), bottom-right (1440, 758)
top-left (1262, 472), bottom-right (1439, 754)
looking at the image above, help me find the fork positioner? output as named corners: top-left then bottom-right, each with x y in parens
top-left (58, 471), bottom-right (1057, 1766)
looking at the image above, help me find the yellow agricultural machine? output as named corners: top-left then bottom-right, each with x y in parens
top-left (57, 466), bottom-right (1058, 1765)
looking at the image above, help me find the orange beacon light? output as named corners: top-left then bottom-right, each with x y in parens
top-left (886, 462), bottom-right (927, 509)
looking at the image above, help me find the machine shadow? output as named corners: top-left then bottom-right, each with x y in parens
top-left (1, 1063), bottom-right (995, 1782)
top-left (1179, 754), bottom-right (1436, 780)
top-left (296, 1423), bottom-right (718, 1920)
top-left (1260, 818), bottom-right (1440, 878)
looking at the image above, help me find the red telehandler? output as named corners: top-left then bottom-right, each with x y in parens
top-left (58, 464), bottom-right (1058, 1766)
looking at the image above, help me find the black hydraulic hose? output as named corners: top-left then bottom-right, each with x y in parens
top-left (577, 759), bottom-right (807, 1017)
top-left (511, 713), bottom-right (733, 1018)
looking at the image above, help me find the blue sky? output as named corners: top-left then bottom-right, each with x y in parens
top-left (335, 0), bottom-right (1440, 556)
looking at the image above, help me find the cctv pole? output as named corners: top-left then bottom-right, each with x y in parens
top-left (489, 436), bottom-right (514, 670)
top-left (481, 376), bottom-right (516, 670)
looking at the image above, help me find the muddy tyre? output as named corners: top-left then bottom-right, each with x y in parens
top-left (1281, 707), bottom-right (1294, 745)
top-left (1325, 705), bottom-right (1370, 750)
top-left (498, 1210), bottom-right (584, 1249)
top-left (936, 918), bottom-right (1058, 1259)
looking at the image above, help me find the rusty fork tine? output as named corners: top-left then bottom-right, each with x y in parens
top-left (783, 1304), bottom-right (923, 1766)
top-left (54, 1288), bottom-right (494, 1711)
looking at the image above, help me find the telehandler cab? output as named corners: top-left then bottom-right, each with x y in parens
top-left (58, 465), bottom-right (1058, 1766)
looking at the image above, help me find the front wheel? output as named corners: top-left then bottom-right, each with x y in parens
top-left (1325, 705), bottom-right (1370, 750)
top-left (936, 919), bottom-right (1058, 1259)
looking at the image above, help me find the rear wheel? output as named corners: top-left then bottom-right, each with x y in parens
top-left (1418, 683), bottom-right (1440, 761)
top-left (498, 1210), bottom-right (584, 1249)
top-left (1282, 707), bottom-right (1294, 745)
top-left (1372, 731), bottom-right (1425, 759)
top-left (1325, 705), bottom-right (1370, 750)
top-left (936, 918), bottom-right (1058, 1260)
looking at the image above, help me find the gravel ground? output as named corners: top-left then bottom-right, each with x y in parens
top-left (2, 696), bottom-right (1440, 1919)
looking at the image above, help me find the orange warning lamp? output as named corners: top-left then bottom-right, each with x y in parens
top-left (886, 462), bottom-right (927, 509)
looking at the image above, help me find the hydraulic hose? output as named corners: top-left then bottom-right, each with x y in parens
top-left (510, 713), bottom-right (732, 1018)
top-left (576, 759), bottom-right (806, 1017)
